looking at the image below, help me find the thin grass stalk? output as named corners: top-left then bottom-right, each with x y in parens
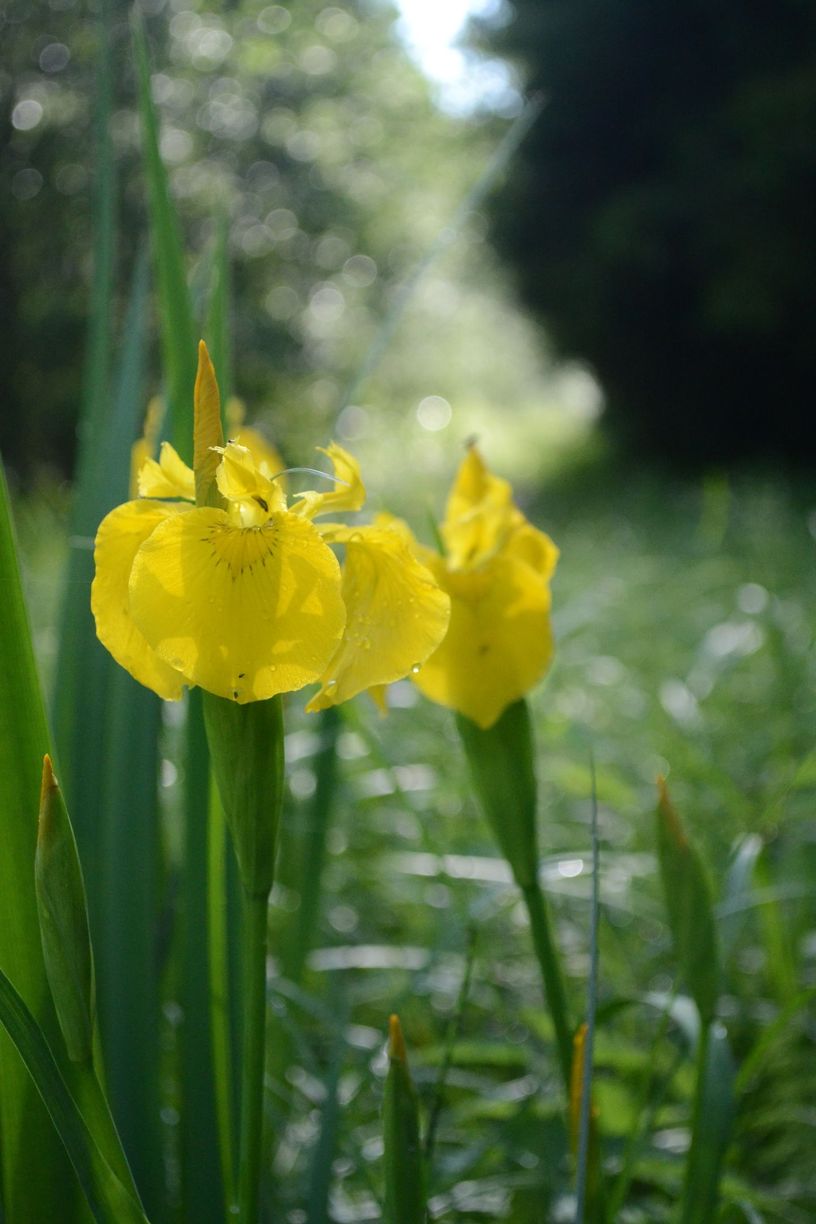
top-left (237, 893), bottom-right (270, 1223)
top-left (574, 754), bottom-right (602, 1223)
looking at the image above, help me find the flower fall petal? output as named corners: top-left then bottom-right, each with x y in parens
top-left (128, 508), bottom-right (345, 702)
top-left (91, 499), bottom-right (189, 699)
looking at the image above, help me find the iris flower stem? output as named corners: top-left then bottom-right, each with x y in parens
top-left (237, 890), bottom-right (269, 1223)
top-left (521, 880), bottom-right (573, 1093)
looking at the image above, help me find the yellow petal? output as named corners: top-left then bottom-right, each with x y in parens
top-left (291, 442), bottom-right (366, 519)
top-left (413, 552), bottom-right (555, 729)
top-left (306, 522), bottom-right (450, 711)
top-left (129, 396), bottom-right (164, 496)
top-left (232, 426), bottom-right (286, 486)
top-left (214, 441), bottom-right (285, 524)
top-left (442, 444), bottom-right (515, 570)
top-left (91, 500), bottom-right (189, 700)
top-left (505, 512), bottom-right (560, 583)
top-left (128, 508), bottom-right (345, 702)
top-left (137, 441), bottom-right (195, 501)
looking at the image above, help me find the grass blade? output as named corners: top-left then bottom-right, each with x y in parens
top-left (132, 8), bottom-right (197, 460)
top-left (383, 1015), bottom-right (426, 1224)
top-left (656, 778), bottom-right (720, 1026)
top-left (0, 457), bottom-right (81, 1218)
top-left (680, 1022), bottom-right (736, 1224)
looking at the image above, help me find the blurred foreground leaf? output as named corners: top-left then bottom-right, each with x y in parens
top-left (0, 968), bottom-right (148, 1224)
top-left (0, 457), bottom-right (81, 1218)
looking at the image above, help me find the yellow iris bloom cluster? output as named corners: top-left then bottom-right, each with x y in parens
top-left (405, 445), bottom-right (559, 729)
top-left (91, 356), bottom-right (451, 708)
top-left (92, 349), bottom-right (558, 725)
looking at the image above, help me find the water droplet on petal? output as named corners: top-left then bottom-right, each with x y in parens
top-left (410, 662), bottom-right (422, 675)
top-left (326, 678), bottom-right (338, 690)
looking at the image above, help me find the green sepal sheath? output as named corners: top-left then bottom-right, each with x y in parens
top-left (383, 1015), bottom-right (426, 1224)
top-left (456, 698), bottom-right (538, 890)
top-left (202, 692), bottom-right (284, 899)
top-left (35, 756), bottom-right (96, 1063)
top-left (656, 778), bottom-right (720, 1026)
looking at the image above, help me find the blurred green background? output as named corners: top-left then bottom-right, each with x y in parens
top-left (3, 1), bottom-right (816, 1220)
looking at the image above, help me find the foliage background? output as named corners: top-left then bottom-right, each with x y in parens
top-left (2, 0), bottom-right (816, 1221)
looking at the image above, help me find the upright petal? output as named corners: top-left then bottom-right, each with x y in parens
top-left (291, 443), bottom-right (366, 520)
top-left (442, 445), bottom-right (515, 570)
top-left (306, 522), bottom-right (450, 711)
top-left (91, 500), bottom-right (189, 699)
top-left (138, 441), bottom-right (195, 501)
top-left (128, 508), bottom-right (345, 702)
top-left (214, 441), bottom-right (285, 523)
top-left (412, 553), bottom-right (554, 729)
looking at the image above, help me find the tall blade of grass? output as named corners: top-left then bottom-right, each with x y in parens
top-left (205, 214), bottom-right (232, 427)
top-left (656, 778), bottom-right (720, 1026)
top-left (305, 986), bottom-right (348, 1223)
top-left (753, 848), bottom-right (797, 1006)
top-left (52, 0), bottom-right (117, 858)
top-left (680, 1022), bottom-right (735, 1224)
top-left (0, 459), bottom-right (81, 1218)
top-left (0, 969), bottom-right (149, 1224)
top-left (282, 705), bottom-right (342, 985)
top-left (133, 24), bottom-right (224, 1218)
top-left (132, 9), bottom-right (197, 461)
top-left (383, 1016), bottom-right (426, 1224)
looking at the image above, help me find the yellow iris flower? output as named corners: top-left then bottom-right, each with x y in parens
top-left (406, 444), bottom-right (559, 729)
top-left (92, 344), bottom-right (450, 708)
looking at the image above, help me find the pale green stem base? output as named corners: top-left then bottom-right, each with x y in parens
top-left (237, 892), bottom-right (269, 1223)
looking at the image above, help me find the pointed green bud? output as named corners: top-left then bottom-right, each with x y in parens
top-left (193, 339), bottom-right (227, 509)
top-left (383, 1015), bottom-right (426, 1224)
top-left (35, 756), bottom-right (95, 1063)
top-left (202, 693), bottom-right (284, 898)
top-left (456, 698), bottom-right (538, 889)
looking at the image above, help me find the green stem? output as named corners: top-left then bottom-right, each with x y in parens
top-left (680, 1021), bottom-right (711, 1224)
top-left (521, 881), bottom-right (573, 1092)
top-left (237, 891), bottom-right (270, 1223)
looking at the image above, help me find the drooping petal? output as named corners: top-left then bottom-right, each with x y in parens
top-left (138, 441), bottom-right (195, 501)
top-left (91, 500), bottom-right (189, 700)
top-left (291, 442), bottom-right (366, 520)
top-left (412, 552), bottom-right (555, 729)
top-left (442, 444), bottom-right (515, 570)
top-left (128, 507), bottom-right (345, 703)
top-left (306, 522), bottom-right (450, 712)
